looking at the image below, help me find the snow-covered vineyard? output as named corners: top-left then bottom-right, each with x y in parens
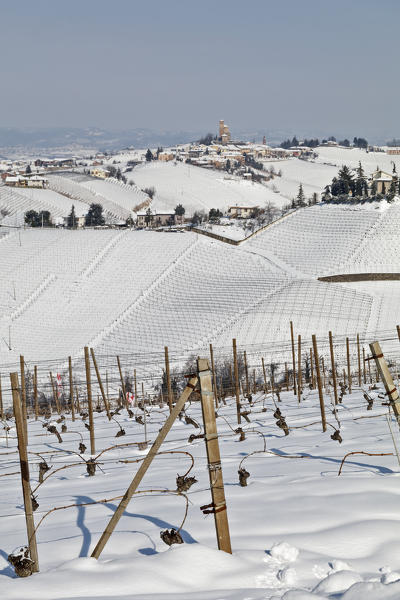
top-left (1, 146), bottom-right (400, 599)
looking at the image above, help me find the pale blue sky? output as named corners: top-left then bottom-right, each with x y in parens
top-left (0, 0), bottom-right (399, 139)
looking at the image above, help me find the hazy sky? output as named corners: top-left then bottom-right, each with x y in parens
top-left (1, 0), bottom-right (399, 138)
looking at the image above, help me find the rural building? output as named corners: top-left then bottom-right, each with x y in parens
top-left (62, 215), bottom-right (86, 228)
top-left (370, 169), bottom-right (396, 194)
top-left (136, 210), bottom-right (185, 228)
top-left (90, 168), bottom-right (108, 178)
top-left (228, 205), bottom-right (258, 218)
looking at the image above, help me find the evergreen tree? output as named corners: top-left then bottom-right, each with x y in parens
top-left (388, 179), bottom-right (397, 199)
top-left (174, 204), bottom-right (185, 216)
top-left (144, 207), bottom-right (153, 226)
top-left (25, 164), bottom-right (32, 174)
top-left (296, 183), bottom-right (306, 207)
top-left (145, 149), bottom-right (154, 162)
top-left (67, 204), bottom-right (77, 228)
top-left (85, 203), bottom-right (105, 226)
top-left (370, 180), bottom-right (377, 197)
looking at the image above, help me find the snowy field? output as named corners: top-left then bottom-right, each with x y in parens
top-left (0, 198), bottom-right (399, 379)
top-left (127, 161), bottom-right (282, 215)
top-left (3, 383), bottom-right (400, 599)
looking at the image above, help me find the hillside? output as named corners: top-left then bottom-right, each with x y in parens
top-left (0, 200), bottom-right (399, 383)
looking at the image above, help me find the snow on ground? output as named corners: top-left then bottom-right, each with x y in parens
top-left (2, 384), bottom-right (400, 599)
top-left (262, 159), bottom-right (337, 204)
top-left (314, 146), bottom-right (400, 174)
top-left (14, 188), bottom-right (88, 218)
top-left (128, 161), bottom-right (281, 215)
top-left (0, 199), bottom-right (399, 380)
top-left (78, 178), bottom-right (149, 213)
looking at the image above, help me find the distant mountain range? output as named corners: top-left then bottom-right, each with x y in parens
top-left (0, 126), bottom-right (392, 158)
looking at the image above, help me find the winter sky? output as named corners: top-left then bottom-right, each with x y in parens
top-left (0, 0), bottom-right (399, 139)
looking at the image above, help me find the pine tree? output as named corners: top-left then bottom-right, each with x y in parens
top-left (145, 149), bottom-right (153, 162)
top-left (67, 205), bottom-right (77, 228)
top-left (85, 203), bottom-right (105, 226)
top-left (296, 183), bottom-right (306, 207)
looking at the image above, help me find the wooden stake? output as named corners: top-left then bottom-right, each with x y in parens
top-left (117, 355), bottom-right (127, 408)
top-left (20, 355), bottom-right (28, 439)
top-left (197, 358), bottom-right (232, 554)
top-left (290, 321), bottom-right (297, 395)
top-left (370, 341), bottom-right (400, 421)
top-left (328, 331), bottom-right (338, 405)
top-left (209, 343), bottom-right (218, 408)
top-left (33, 366), bottom-right (38, 420)
top-left (49, 372), bottom-right (60, 414)
top-left (75, 386), bottom-right (80, 413)
top-left (68, 357), bottom-right (75, 422)
top-left (297, 334), bottom-right (302, 401)
top-left (10, 372), bottom-right (39, 572)
top-left (346, 337), bottom-right (352, 394)
top-left (164, 346), bottom-right (173, 413)
top-left (357, 334), bottom-right (362, 387)
top-left (362, 347), bottom-right (367, 384)
top-left (229, 365), bottom-right (234, 397)
top-left (243, 351), bottom-right (250, 397)
top-left (310, 349), bottom-right (315, 389)
top-left (90, 348), bottom-right (111, 420)
top-left (91, 375), bottom-right (198, 559)
top-left (232, 339), bottom-right (241, 424)
top-left (84, 346), bottom-right (95, 455)
top-left (285, 362), bottom-right (289, 391)
top-left (134, 369), bottom-right (137, 408)
top-left (0, 373), bottom-right (3, 421)
top-left (262, 357), bottom-right (267, 393)
top-left (397, 324), bottom-right (400, 342)
top-left (312, 335), bottom-right (326, 432)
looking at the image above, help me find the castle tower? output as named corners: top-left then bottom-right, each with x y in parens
top-left (219, 120), bottom-right (225, 139)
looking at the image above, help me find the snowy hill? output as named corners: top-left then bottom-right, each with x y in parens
top-left (0, 199), bottom-right (399, 377)
top-left (127, 161), bottom-right (281, 215)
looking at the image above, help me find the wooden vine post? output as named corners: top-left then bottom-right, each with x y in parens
top-left (91, 375), bottom-right (198, 559)
top-left (243, 351), bottom-right (250, 397)
top-left (90, 348), bottom-right (111, 420)
top-left (362, 347), bottom-right (367, 384)
top-left (346, 337), bottom-right (352, 394)
top-left (68, 357), bottom-right (75, 422)
top-left (328, 331), bottom-right (338, 405)
top-left (33, 366), bottom-right (38, 420)
top-left (310, 348), bottom-right (315, 389)
top-left (116, 355), bottom-right (127, 408)
top-left (397, 324), bottom-right (400, 342)
top-left (297, 334), bottom-right (302, 401)
top-left (232, 339), bottom-right (241, 424)
top-left (84, 346), bottom-right (95, 455)
top-left (357, 334), bottom-right (362, 387)
top-left (134, 369), bottom-right (137, 407)
top-left (49, 371), bottom-right (60, 414)
top-left (209, 343), bottom-right (218, 408)
top-left (312, 334), bottom-right (326, 432)
top-left (10, 372), bottom-right (39, 573)
top-left (290, 321), bottom-right (297, 395)
top-left (369, 341), bottom-right (400, 421)
top-left (285, 362), bottom-right (289, 391)
top-left (0, 373), bottom-right (3, 421)
top-left (164, 346), bottom-right (173, 413)
top-left (261, 357), bottom-right (267, 393)
top-left (20, 355), bottom-right (28, 440)
top-left (197, 358), bottom-right (232, 553)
